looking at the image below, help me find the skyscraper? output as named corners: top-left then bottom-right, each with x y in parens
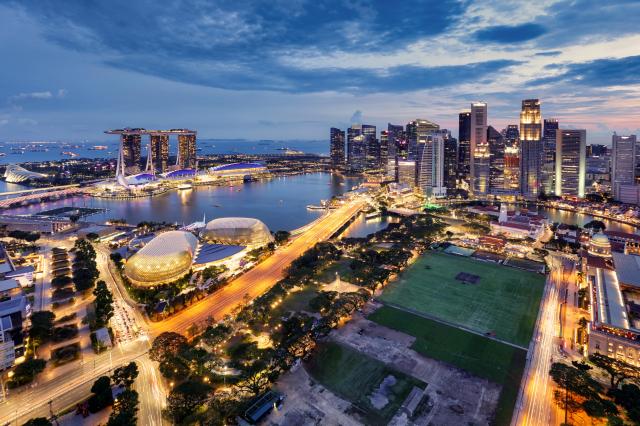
top-left (347, 124), bottom-right (376, 174)
top-left (177, 133), bottom-right (197, 169)
top-left (416, 132), bottom-right (446, 197)
top-left (520, 99), bottom-right (542, 198)
top-left (121, 133), bottom-right (142, 169)
top-left (365, 130), bottom-right (381, 172)
top-left (503, 125), bottom-right (520, 193)
top-left (443, 132), bottom-right (458, 192)
top-left (149, 133), bottom-right (169, 172)
top-left (406, 119), bottom-right (439, 160)
top-left (541, 118), bottom-right (559, 195)
top-left (457, 111), bottom-right (471, 189)
top-left (388, 124), bottom-right (406, 159)
top-left (611, 134), bottom-right (637, 199)
top-left (487, 126), bottom-right (505, 193)
top-left (555, 129), bottom-right (586, 197)
top-left (330, 128), bottom-right (346, 170)
top-left (470, 102), bottom-right (489, 195)
top-left (380, 130), bottom-right (389, 171)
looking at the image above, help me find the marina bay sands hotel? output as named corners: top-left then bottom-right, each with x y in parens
top-left (105, 128), bottom-right (197, 172)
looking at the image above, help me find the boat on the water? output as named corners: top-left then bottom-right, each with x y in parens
top-left (177, 183), bottom-right (193, 190)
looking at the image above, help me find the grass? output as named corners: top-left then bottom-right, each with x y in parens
top-left (369, 306), bottom-right (526, 426)
top-left (380, 251), bottom-right (544, 347)
top-left (306, 341), bottom-right (426, 425)
top-left (315, 258), bottom-right (355, 283)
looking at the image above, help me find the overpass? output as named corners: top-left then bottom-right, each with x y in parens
top-left (151, 199), bottom-right (367, 335)
top-left (0, 184), bottom-right (81, 198)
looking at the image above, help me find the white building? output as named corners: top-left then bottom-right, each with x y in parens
top-left (416, 132), bottom-right (446, 198)
top-left (470, 102), bottom-right (489, 195)
top-left (611, 134), bottom-right (637, 201)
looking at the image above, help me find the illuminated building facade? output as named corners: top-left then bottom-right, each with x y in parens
top-left (121, 132), bottom-right (142, 169)
top-left (330, 127), bottom-right (346, 170)
top-left (380, 130), bottom-right (389, 170)
top-left (443, 132), bottom-right (458, 191)
top-left (458, 111), bottom-right (471, 188)
top-left (470, 102), bottom-right (489, 195)
top-left (612, 134), bottom-right (637, 200)
top-left (150, 133), bottom-right (169, 172)
top-left (541, 118), bottom-right (559, 195)
top-left (555, 129), bottom-right (586, 197)
top-left (178, 133), bottom-right (197, 169)
top-left (406, 119), bottom-right (439, 160)
top-left (487, 126), bottom-right (505, 193)
top-left (416, 132), bottom-right (446, 197)
top-left (388, 123), bottom-right (406, 159)
top-left (396, 160), bottom-right (416, 187)
top-left (519, 99), bottom-right (542, 197)
top-left (347, 124), bottom-right (376, 174)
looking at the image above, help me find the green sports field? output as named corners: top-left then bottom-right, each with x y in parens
top-left (305, 342), bottom-right (426, 425)
top-left (368, 305), bottom-right (526, 426)
top-left (380, 252), bottom-right (544, 347)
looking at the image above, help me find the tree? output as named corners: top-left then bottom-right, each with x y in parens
top-left (29, 311), bottom-right (56, 347)
top-left (8, 358), bottom-right (46, 387)
top-left (22, 418), bottom-right (52, 426)
top-left (88, 375), bottom-right (114, 413)
top-left (584, 220), bottom-right (606, 232)
top-left (273, 230), bottom-right (291, 245)
top-left (166, 380), bottom-right (212, 422)
top-left (611, 383), bottom-right (640, 424)
top-left (150, 332), bottom-right (188, 363)
top-left (550, 362), bottom-right (602, 424)
top-left (107, 389), bottom-right (139, 426)
top-left (112, 362), bottom-right (139, 388)
top-left (93, 280), bottom-right (114, 327)
top-left (589, 353), bottom-right (639, 390)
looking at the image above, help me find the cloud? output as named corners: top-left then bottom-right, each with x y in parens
top-left (534, 50), bottom-right (562, 57)
top-left (8, 89), bottom-right (67, 103)
top-left (350, 110), bottom-right (363, 124)
top-left (473, 23), bottom-right (547, 44)
top-left (530, 55), bottom-right (640, 86)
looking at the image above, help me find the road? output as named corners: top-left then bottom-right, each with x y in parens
top-left (1, 199), bottom-right (364, 425)
top-left (151, 199), bottom-right (365, 335)
top-left (512, 254), bottom-right (575, 426)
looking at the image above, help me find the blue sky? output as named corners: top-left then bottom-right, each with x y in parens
top-left (1, 0), bottom-right (639, 144)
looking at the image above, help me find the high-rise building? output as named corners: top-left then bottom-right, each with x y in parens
top-left (380, 130), bottom-right (389, 171)
top-left (443, 132), bottom-right (458, 192)
top-left (365, 131), bottom-right (381, 172)
top-left (388, 124), bottom-right (407, 159)
top-left (406, 119), bottom-right (439, 160)
top-left (487, 126), bottom-right (505, 193)
top-left (470, 102), bottom-right (489, 195)
top-left (396, 160), bottom-right (416, 187)
top-left (520, 99), bottom-right (542, 198)
top-left (611, 134), bottom-right (637, 200)
top-left (330, 128), bottom-right (346, 170)
top-left (149, 133), bottom-right (170, 172)
top-left (555, 129), bottom-right (586, 197)
top-left (458, 111), bottom-right (471, 188)
top-left (503, 125), bottom-right (520, 193)
top-left (587, 144), bottom-right (608, 157)
top-left (347, 124), bottom-right (376, 174)
top-left (177, 133), bottom-right (197, 169)
top-left (416, 132), bottom-right (446, 197)
top-left (121, 133), bottom-right (142, 169)
top-left (541, 118), bottom-right (559, 195)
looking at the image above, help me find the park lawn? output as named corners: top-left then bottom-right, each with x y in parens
top-left (316, 258), bottom-right (355, 283)
top-left (268, 286), bottom-right (319, 325)
top-left (305, 341), bottom-right (426, 425)
top-left (379, 251), bottom-right (544, 347)
top-left (368, 305), bottom-right (526, 426)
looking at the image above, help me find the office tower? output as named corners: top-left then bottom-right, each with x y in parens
top-left (388, 124), bottom-right (407, 158)
top-left (365, 131), bottom-right (381, 172)
top-left (541, 118), bottom-right (559, 195)
top-left (386, 157), bottom-right (398, 181)
top-left (416, 132), bottom-right (446, 197)
top-left (587, 144), bottom-right (607, 157)
top-left (470, 102), bottom-right (489, 195)
top-left (149, 133), bottom-right (169, 172)
top-left (487, 126), bottom-right (505, 193)
top-left (396, 160), bottom-right (416, 187)
top-left (443, 133), bottom-right (458, 191)
top-left (347, 124), bottom-right (376, 173)
top-left (503, 125), bottom-right (520, 193)
top-left (330, 128), bottom-right (346, 170)
top-left (380, 130), bottom-right (389, 171)
top-left (121, 133), bottom-right (142, 169)
top-left (458, 111), bottom-right (471, 188)
top-left (406, 119), bottom-right (439, 160)
top-left (177, 133), bottom-right (197, 169)
top-left (520, 99), bottom-right (542, 197)
top-left (611, 134), bottom-right (637, 199)
top-left (555, 129), bottom-right (586, 197)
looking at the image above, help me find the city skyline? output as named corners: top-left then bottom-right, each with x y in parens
top-left (0, 1), bottom-right (639, 143)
